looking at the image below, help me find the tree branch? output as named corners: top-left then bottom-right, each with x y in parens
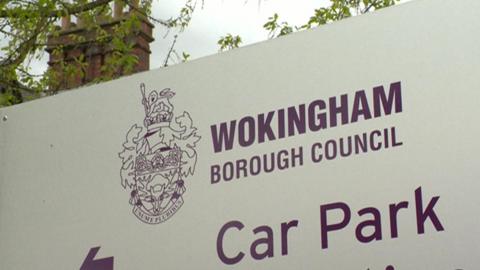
top-left (1, 17), bottom-right (52, 68)
top-left (363, 0), bottom-right (380, 13)
top-left (123, 1), bottom-right (170, 27)
top-left (0, 0), bottom-right (113, 18)
top-left (163, 35), bottom-right (178, 67)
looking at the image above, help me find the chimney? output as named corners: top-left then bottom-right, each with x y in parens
top-left (46, 1), bottom-right (154, 91)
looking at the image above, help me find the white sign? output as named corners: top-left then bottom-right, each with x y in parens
top-left (1, 0), bottom-right (479, 269)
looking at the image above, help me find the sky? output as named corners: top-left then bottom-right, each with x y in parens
top-left (150, 0), bottom-right (331, 67)
top-left (149, 0), bottom-right (412, 67)
top-left (1, 0), bottom-right (413, 76)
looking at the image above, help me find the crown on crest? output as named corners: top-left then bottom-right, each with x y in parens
top-left (135, 146), bottom-right (182, 176)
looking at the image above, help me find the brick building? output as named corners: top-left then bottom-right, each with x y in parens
top-left (46, 0), bottom-right (154, 90)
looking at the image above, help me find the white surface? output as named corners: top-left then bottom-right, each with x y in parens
top-left (1, 0), bottom-right (479, 269)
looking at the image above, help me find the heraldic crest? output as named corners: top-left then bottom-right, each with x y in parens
top-left (119, 83), bottom-right (201, 224)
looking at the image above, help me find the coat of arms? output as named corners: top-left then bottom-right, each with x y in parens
top-left (119, 83), bottom-right (201, 224)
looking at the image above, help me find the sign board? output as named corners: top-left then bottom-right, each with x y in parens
top-left (1, 0), bottom-right (479, 269)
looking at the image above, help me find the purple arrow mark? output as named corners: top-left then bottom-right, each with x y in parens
top-left (80, 247), bottom-right (114, 270)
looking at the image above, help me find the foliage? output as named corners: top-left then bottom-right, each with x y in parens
top-left (0, 0), bottom-right (198, 107)
top-left (217, 0), bottom-right (399, 50)
top-left (263, 13), bottom-right (294, 39)
top-left (217, 33), bottom-right (242, 52)
top-left (0, 0), bottom-right (399, 107)
top-left (164, 0), bottom-right (198, 31)
top-left (301, 0), bottom-right (399, 30)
